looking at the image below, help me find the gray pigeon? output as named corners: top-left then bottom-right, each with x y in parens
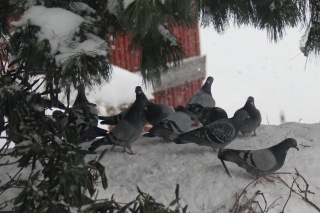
top-left (185, 76), bottom-right (216, 122)
top-left (144, 102), bottom-right (175, 126)
top-left (186, 76), bottom-right (215, 107)
top-left (174, 110), bottom-right (248, 149)
top-left (143, 105), bottom-right (192, 141)
top-left (89, 86), bottom-right (148, 154)
top-left (218, 138), bottom-right (299, 177)
top-left (234, 96), bottom-right (261, 136)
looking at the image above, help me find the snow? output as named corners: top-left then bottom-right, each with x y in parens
top-left (12, 6), bottom-right (85, 55)
top-left (79, 122), bottom-right (320, 213)
top-left (158, 24), bottom-right (178, 46)
top-left (59, 65), bottom-right (154, 116)
top-left (1, 123), bottom-right (319, 212)
top-left (200, 26), bottom-right (320, 125)
top-left (11, 6), bottom-right (109, 66)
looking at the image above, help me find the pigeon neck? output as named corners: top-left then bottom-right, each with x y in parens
top-left (243, 101), bottom-right (255, 111)
top-left (201, 83), bottom-right (212, 94)
top-left (74, 86), bottom-right (89, 106)
top-left (269, 142), bottom-right (290, 163)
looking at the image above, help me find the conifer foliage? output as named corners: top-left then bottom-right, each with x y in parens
top-left (0, 0), bottom-right (319, 212)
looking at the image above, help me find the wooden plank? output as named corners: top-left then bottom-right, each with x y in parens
top-left (153, 55), bottom-right (206, 92)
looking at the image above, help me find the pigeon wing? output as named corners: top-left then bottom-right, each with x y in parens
top-left (205, 121), bottom-right (236, 144)
top-left (108, 120), bottom-right (135, 146)
top-left (243, 149), bottom-right (277, 171)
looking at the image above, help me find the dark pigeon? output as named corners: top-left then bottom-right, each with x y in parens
top-left (186, 103), bottom-right (228, 126)
top-left (71, 85), bottom-right (99, 127)
top-left (144, 102), bottom-right (175, 126)
top-left (218, 138), bottom-right (299, 177)
top-left (98, 99), bottom-right (172, 127)
top-left (234, 96), bottom-right (261, 136)
top-left (143, 105), bottom-right (192, 141)
top-left (52, 110), bottom-right (107, 143)
top-left (89, 86), bottom-right (148, 154)
top-left (174, 110), bottom-right (248, 149)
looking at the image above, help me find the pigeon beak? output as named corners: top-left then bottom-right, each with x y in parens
top-left (295, 146), bottom-right (299, 151)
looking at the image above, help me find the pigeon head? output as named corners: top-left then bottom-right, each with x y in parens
top-left (134, 86), bottom-right (148, 107)
top-left (206, 76), bottom-right (214, 84)
top-left (281, 138), bottom-right (299, 151)
top-left (175, 105), bottom-right (187, 113)
top-left (52, 110), bottom-right (64, 119)
top-left (201, 76), bottom-right (214, 94)
top-left (135, 86), bottom-right (142, 93)
top-left (244, 96), bottom-right (255, 107)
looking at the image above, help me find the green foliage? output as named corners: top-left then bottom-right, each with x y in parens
top-left (198, 0), bottom-right (306, 41)
top-left (131, 28), bottom-right (185, 85)
top-left (90, 184), bottom-right (188, 213)
top-left (118, 0), bottom-right (195, 85)
top-left (300, 0), bottom-right (320, 56)
top-left (0, 74), bottom-right (108, 212)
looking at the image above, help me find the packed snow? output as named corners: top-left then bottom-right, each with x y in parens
top-left (1, 122), bottom-right (320, 212)
top-left (11, 6), bottom-right (108, 65)
top-left (81, 122), bottom-right (320, 213)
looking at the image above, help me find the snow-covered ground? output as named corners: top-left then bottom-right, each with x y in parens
top-left (1, 123), bottom-right (319, 212)
top-left (80, 122), bottom-right (320, 213)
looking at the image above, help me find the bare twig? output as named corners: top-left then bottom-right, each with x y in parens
top-left (274, 170), bottom-right (320, 212)
top-left (281, 176), bottom-right (298, 212)
top-left (231, 177), bottom-right (262, 212)
top-left (266, 197), bottom-right (282, 212)
top-left (265, 114), bottom-right (270, 125)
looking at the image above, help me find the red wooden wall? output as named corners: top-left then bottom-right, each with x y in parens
top-left (154, 78), bottom-right (204, 107)
top-left (109, 25), bottom-right (205, 108)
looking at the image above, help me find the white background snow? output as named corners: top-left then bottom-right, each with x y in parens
top-left (1, 7), bottom-right (320, 212)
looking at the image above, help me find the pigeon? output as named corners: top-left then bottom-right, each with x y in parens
top-left (174, 110), bottom-right (248, 149)
top-left (55, 85), bottom-right (107, 142)
top-left (144, 102), bottom-right (175, 126)
top-left (52, 110), bottom-right (107, 142)
top-left (185, 76), bottom-right (216, 122)
top-left (186, 103), bottom-right (228, 126)
top-left (235, 96), bottom-right (261, 136)
top-left (71, 85), bottom-right (99, 127)
top-left (89, 86), bottom-right (148, 154)
top-left (99, 107), bottom-right (148, 126)
top-left (143, 105), bottom-right (192, 141)
top-left (218, 138), bottom-right (299, 177)
top-left (186, 76), bottom-right (215, 108)
top-left (99, 98), bottom-right (173, 127)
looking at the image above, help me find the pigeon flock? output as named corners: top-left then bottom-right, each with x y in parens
top-left (56, 76), bottom-right (299, 179)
